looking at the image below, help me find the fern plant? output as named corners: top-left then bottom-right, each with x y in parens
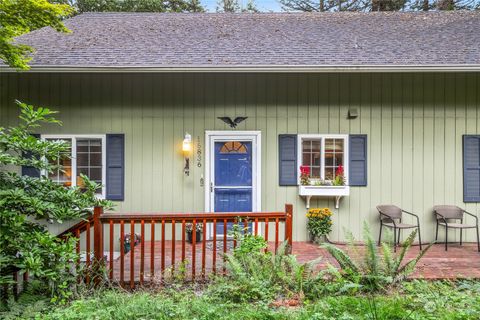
top-left (322, 222), bottom-right (432, 292)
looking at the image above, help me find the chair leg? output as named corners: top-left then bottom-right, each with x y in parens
top-left (378, 224), bottom-right (383, 246)
top-left (445, 227), bottom-right (448, 251)
top-left (417, 226), bottom-right (422, 251)
top-left (476, 226), bottom-right (480, 253)
top-left (393, 228), bottom-right (397, 253)
top-left (460, 229), bottom-right (463, 246)
top-left (435, 222), bottom-right (439, 242)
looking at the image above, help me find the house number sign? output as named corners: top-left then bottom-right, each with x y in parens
top-left (196, 136), bottom-right (202, 167)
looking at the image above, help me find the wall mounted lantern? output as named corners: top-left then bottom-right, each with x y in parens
top-left (183, 133), bottom-right (192, 176)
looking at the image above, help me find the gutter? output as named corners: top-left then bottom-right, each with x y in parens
top-left (1, 64), bottom-right (480, 73)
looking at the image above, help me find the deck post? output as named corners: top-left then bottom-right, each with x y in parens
top-left (93, 206), bottom-right (104, 284)
top-left (285, 204), bottom-right (293, 254)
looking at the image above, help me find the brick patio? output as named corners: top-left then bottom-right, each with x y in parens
top-left (112, 241), bottom-right (480, 283)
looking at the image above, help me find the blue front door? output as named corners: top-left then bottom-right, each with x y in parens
top-left (214, 141), bottom-right (253, 235)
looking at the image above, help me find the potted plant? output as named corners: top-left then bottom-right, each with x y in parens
top-left (122, 233), bottom-right (141, 254)
top-left (306, 208), bottom-right (333, 243)
top-left (186, 222), bottom-right (203, 243)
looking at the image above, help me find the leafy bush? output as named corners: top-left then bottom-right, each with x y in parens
top-left (0, 101), bottom-right (112, 304)
top-left (322, 222), bottom-right (432, 292)
top-left (208, 223), bottom-right (323, 303)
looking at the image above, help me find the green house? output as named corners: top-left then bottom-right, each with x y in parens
top-left (1, 12), bottom-right (480, 244)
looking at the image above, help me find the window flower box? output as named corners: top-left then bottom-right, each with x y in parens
top-left (299, 185), bottom-right (350, 209)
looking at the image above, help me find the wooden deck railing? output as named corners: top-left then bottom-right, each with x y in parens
top-left (60, 204), bottom-right (293, 288)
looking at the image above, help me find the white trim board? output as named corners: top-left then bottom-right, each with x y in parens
top-left (204, 131), bottom-right (262, 239)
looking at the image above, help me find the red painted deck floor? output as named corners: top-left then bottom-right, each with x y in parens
top-left (111, 241), bottom-right (480, 283)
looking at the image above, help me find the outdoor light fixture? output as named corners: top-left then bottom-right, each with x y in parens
top-left (183, 133), bottom-right (192, 176)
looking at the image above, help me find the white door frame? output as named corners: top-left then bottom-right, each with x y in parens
top-left (204, 131), bottom-right (262, 238)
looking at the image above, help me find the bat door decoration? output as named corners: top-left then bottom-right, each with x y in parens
top-left (217, 116), bottom-right (248, 128)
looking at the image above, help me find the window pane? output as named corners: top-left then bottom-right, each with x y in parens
top-left (311, 167), bottom-right (321, 178)
top-left (325, 139), bottom-right (335, 152)
top-left (335, 139), bottom-right (344, 152)
top-left (302, 153), bottom-right (311, 166)
top-left (301, 139), bottom-right (321, 178)
top-left (335, 153), bottom-right (344, 167)
top-left (324, 153), bottom-right (334, 166)
top-left (77, 152), bottom-right (89, 166)
top-left (47, 138), bottom-right (72, 187)
top-left (90, 153), bottom-right (102, 166)
top-left (76, 138), bottom-right (103, 194)
top-left (325, 168), bottom-right (334, 180)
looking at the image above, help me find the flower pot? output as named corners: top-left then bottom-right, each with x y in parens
top-left (187, 230), bottom-right (202, 243)
top-left (309, 234), bottom-right (327, 244)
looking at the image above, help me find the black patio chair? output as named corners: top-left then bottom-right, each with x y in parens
top-left (433, 205), bottom-right (480, 252)
top-left (376, 205), bottom-right (422, 252)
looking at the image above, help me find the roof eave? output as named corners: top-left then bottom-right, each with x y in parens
top-left (2, 64), bottom-right (480, 73)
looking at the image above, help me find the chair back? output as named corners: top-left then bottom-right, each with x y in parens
top-left (376, 205), bottom-right (402, 221)
top-left (433, 205), bottom-right (464, 220)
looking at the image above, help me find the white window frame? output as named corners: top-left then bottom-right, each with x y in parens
top-left (297, 134), bottom-right (349, 185)
top-left (41, 134), bottom-right (107, 198)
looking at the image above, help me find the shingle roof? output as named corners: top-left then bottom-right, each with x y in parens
top-left (9, 12), bottom-right (480, 69)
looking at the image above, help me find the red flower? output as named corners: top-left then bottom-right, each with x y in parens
top-left (300, 166), bottom-right (310, 175)
top-left (336, 165), bottom-right (344, 176)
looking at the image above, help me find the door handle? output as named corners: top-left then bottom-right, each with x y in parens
top-left (210, 182), bottom-right (213, 193)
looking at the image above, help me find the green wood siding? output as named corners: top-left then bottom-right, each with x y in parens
top-left (1, 72), bottom-right (479, 243)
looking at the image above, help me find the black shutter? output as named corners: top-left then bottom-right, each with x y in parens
top-left (463, 135), bottom-right (480, 202)
top-left (106, 134), bottom-right (125, 201)
top-left (349, 134), bottom-right (367, 186)
top-left (279, 134), bottom-right (297, 186)
top-left (22, 134), bottom-right (41, 177)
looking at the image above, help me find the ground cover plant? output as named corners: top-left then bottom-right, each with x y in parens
top-left (2, 280), bottom-right (480, 319)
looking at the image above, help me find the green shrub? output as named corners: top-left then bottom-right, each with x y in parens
top-left (322, 222), bottom-right (432, 292)
top-left (0, 101), bottom-right (112, 304)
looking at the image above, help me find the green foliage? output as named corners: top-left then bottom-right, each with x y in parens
top-left (0, 101), bottom-right (112, 304)
top-left (279, 0), bottom-right (480, 12)
top-left (75, 0), bottom-right (204, 13)
top-left (322, 222), bottom-right (432, 292)
top-left (5, 280), bottom-right (480, 319)
top-left (209, 224), bottom-right (323, 303)
top-left (216, 0), bottom-right (258, 12)
top-left (0, 0), bottom-right (74, 69)
top-left (306, 208), bottom-right (333, 238)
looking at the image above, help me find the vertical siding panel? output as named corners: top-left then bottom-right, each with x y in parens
top-left (433, 74), bottom-right (445, 209)
top-left (412, 74), bottom-right (425, 236)
top-left (193, 73), bottom-right (205, 212)
top-left (307, 74), bottom-right (319, 133)
top-left (423, 74), bottom-right (435, 239)
top-left (290, 74), bottom-right (303, 240)
top-left (173, 74), bottom-right (185, 212)
top-left (183, 74), bottom-right (195, 212)
top-left (141, 74), bottom-right (154, 212)
top-left (380, 74), bottom-right (393, 206)
top-left (369, 74), bottom-right (382, 229)
top-left (264, 73), bottom-right (277, 233)
top-left (359, 73), bottom-right (372, 238)
top-left (349, 74), bottom-right (362, 237)
top-left (390, 74), bottom-right (403, 215)
top-left (338, 74), bottom-right (351, 237)
top-left (255, 74), bottom-right (268, 210)
top-left (401, 74), bottom-right (414, 212)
